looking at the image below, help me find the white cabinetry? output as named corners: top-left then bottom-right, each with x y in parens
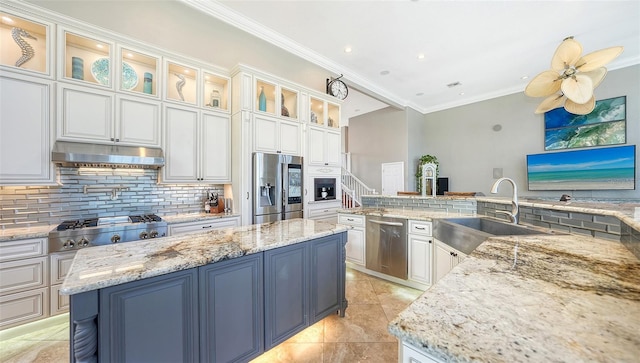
top-left (168, 216), bottom-right (240, 236)
top-left (163, 105), bottom-right (231, 183)
top-left (0, 73), bottom-right (54, 185)
top-left (400, 341), bottom-right (444, 363)
top-left (434, 239), bottom-right (466, 283)
top-left (408, 220), bottom-right (433, 287)
top-left (307, 127), bottom-right (341, 166)
top-left (254, 114), bottom-right (301, 155)
top-left (49, 251), bottom-right (75, 315)
top-left (0, 238), bottom-right (49, 329)
top-left (338, 214), bottom-right (365, 265)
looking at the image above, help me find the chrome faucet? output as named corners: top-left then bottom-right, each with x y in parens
top-left (490, 177), bottom-right (519, 224)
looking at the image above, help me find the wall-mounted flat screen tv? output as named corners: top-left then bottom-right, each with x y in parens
top-left (527, 145), bottom-right (636, 191)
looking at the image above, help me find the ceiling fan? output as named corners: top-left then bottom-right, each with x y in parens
top-left (524, 37), bottom-right (623, 115)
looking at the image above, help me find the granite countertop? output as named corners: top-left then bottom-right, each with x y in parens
top-left (0, 213), bottom-right (241, 242)
top-left (388, 233), bottom-right (640, 362)
top-left (60, 219), bottom-right (348, 296)
top-left (338, 207), bottom-right (461, 221)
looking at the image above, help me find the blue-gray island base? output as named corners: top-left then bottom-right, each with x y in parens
top-left (63, 219), bottom-right (348, 363)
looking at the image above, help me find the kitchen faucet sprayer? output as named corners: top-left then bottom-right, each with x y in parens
top-left (490, 177), bottom-right (519, 224)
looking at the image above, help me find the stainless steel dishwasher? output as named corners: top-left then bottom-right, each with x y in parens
top-left (365, 216), bottom-right (407, 279)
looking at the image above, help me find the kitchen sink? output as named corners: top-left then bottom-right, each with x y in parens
top-left (432, 217), bottom-right (557, 255)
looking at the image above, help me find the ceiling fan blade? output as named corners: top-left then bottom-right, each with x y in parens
top-left (524, 70), bottom-right (561, 97)
top-left (564, 96), bottom-right (596, 115)
top-left (551, 37), bottom-right (583, 71)
top-left (576, 46), bottom-right (623, 72)
top-left (582, 67), bottom-right (608, 89)
top-left (534, 94), bottom-right (565, 114)
top-left (561, 74), bottom-right (593, 104)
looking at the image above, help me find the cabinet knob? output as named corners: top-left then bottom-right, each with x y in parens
top-left (115, 138), bottom-right (120, 142)
top-left (110, 137), bottom-right (115, 141)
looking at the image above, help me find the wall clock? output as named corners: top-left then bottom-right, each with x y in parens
top-left (326, 75), bottom-right (348, 100)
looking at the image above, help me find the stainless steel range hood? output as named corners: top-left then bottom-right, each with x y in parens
top-left (52, 141), bottom-right (164, 169)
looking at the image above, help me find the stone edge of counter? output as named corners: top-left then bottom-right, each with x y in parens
top-left (60, 220), bottom-right (349, 296)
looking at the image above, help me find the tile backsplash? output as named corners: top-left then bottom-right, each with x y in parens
top-left (0, 168), bottom-right (224, 229)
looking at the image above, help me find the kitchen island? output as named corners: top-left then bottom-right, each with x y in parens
top-left (389, 232), bottom-right (640, 362)
top-left (61, 219), bottom-right (349, 363)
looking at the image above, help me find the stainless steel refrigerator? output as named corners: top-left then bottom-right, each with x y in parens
top-left (253, 152), bottom-right (303, 224)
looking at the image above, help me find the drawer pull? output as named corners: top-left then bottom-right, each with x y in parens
top-left (201, 225), bottom-right (213, 229)
top-left (346, 218), bottom-right (354, 221)
top-left (415, 226), bottom-right (426, 230)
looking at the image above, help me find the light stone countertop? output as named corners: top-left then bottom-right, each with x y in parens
top-left (60, 219), bottom-right (348, 295)
top-left (0, 213), bottom-right (241, 242)
top-left (388, 233), bottom-right (640, 362)
top-left (337, 207), bottom-right (463, 221)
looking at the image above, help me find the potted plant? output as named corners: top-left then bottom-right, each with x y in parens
top-left (416, 155), bottom-right (439, 194)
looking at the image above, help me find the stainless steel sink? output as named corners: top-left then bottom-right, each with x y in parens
top-left (433, 217), bottom-right (556, 255)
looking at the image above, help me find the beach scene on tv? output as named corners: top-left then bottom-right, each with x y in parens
top-left (527, 145), bottom-right (636, 191)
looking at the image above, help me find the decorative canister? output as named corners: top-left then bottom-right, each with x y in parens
top-left (71, 57), bottom-right (83, 80)
top-left (210, 90), bottom-right (220, 107)
top-left (143, 72), bottom-right (153, 94)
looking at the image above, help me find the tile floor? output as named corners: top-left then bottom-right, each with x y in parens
top-left (0, 268), bottom-right (423, 363)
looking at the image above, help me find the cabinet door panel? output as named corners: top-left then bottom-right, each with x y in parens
top-left (199, 254), bottom-right (263, 363)
top-left (264, 243), bottom-right (308, 349)
top-left (434, 241), bottom-right (452, 283)
top-left (279, 120), bottom-right (300, 155)
top-left (409, 235), bottom-right (432, 285)
top-left (117, 95), bottom-right (160, 146)
top-left (310, 235), bottom-right (343, 323)
top-left (346, 228), bottom-right (365, 265)
top-left (99, 269), bottom-right (198, 363)
top-left (325, 130), bottom-right (341, 166)
top-left (254, 116), bottom-right (278, 152)
top-left (307, 127), bottom-right (325, 165)
top-left (0, 76), bottom-right (52, 184)
top-left (59, 84), bottom-right (113, 142)
top-left (0, 257), bottom-right (47, 295)
top-left (163, 106), bottom-right (198, 181)
top-left (201, 112), bottom-right (231, 182)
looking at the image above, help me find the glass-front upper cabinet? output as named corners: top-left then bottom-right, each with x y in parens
top-left (165, 60), bottom-right (197, 105)
top-left (280, 86), bottom-right (298, 120)
top-left (309, 97), bottom-right (325, 126)
top-left (118, 46), bottom-right (160, 97)
top-left (327, 102), bottom-right (340, 129)
top-left (0, 11), bottom-right (50, 76)
top-left (60, 29), bottom-right (113, 87)
top-left (255, 79), bottom-right (276, 115)
top-left (202, 71), bottom-right (229, 112)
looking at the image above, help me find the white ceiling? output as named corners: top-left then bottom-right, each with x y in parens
top-left (186, 0), bottom-right (640, 118)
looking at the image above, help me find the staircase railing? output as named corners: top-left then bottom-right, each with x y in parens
top-left (341, 168), bottom-right (375, 208)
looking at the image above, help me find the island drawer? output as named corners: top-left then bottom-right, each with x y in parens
top-left (408, 220), bottom-right (432, 236)
top-left (338, 214), bottom-right (365, 227)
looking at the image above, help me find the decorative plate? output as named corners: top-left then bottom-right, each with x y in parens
top-left (90, 58), bottom-right (138, 90)
top-left (91, 58), bottom-right (110, 85)
top-left (121, 62), bottom-right (138, 90)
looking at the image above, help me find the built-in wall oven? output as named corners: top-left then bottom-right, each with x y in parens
top-left (365, 216), bottom-right (407, 280)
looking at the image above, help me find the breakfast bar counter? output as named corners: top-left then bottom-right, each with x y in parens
top-left (388, 232), bottom-right (640, 362)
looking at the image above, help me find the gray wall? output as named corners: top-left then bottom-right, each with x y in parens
top-left (348, 107), bottom-right (408, 193)
top-left (424, 65), bottom-right (639, 199)
top-left (350, 65), bottom-right (639, 200)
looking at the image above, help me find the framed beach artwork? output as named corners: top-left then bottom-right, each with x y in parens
top-left (544, 96), bottom-right (626, 151)
top-left (527, 145), bottom-right (636, 191)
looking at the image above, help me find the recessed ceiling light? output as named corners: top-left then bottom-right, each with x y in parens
top-left (521, 75), bottom-right (529, 80)
top-left (459, 92), bottom-right (465, 96)
top-left (344, 46), bottom-right (352, 53)
top-left (417, 53), bottom-right (425, 60)
top-left (416, 92), bottom-right (424, 96)
top-left (380, 70), bottom-right (390, 76)
top-left (2, 16), bottom-right (13, 23)
top-left (126, 53), bottom-right (133, 58)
